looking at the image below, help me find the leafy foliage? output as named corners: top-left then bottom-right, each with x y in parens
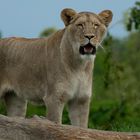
top-left (39, 27), bottom-right (57, 37)
top-left (126, 1), bottom-right (140, 31)
top-left (90, 31), bottom-right (140, 131)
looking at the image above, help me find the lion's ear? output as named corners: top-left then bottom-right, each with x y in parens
top-left (61, 8), bottom-right (77, 26)
top-left (99, 10), bottom-right (113, 27)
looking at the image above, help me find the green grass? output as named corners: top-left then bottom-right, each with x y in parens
top-left (0, 100), bottom-right (6, 115)
top-left (26, 103), bottom-right (46, 117)
top-left (111, 122), bottom-right (140, 132)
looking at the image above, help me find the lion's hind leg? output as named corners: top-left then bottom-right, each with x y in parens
top-left (4, 91), bottom-right (27, 117)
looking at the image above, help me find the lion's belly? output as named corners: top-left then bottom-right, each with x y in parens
top-left (16, 86), bottom-right (46, 104)
top-left (12, 78), bottom-right (46, 102)
top-left (1, 73), bottom-right (47, 104)
top-left (3, 63), bottom-right (47, 102)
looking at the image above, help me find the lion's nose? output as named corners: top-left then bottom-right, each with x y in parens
top-left (84, 35), bottom-right (95, 40)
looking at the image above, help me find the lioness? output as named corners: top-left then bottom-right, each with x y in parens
top-left (0, 8), bottom-right (112, 127)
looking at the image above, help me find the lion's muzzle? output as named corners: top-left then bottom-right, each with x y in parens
top-left (79, 43), bottom-right (96, 55)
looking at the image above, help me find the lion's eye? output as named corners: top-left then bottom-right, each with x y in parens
top-left (77, 24), bottom-right (83, 28)
top-left (94, 24), bottom-right (99, 29)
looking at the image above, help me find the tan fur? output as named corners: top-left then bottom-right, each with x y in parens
top-left (0, 8), bottom-right (113, 127)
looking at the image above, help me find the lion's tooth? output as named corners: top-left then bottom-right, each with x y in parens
top-left (84, 47), bottom-right (93, 53)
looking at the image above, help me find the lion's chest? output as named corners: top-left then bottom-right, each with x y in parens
top-left (66, 72), bottom-right (92, 100)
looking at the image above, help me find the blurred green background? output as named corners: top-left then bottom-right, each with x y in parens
top-left (0, 1), bottom-right (140, 132)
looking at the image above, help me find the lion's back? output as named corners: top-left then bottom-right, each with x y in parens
top-left (0, 37), bottom-right (46, 49)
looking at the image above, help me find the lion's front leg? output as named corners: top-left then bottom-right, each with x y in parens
top-left (68, 96), bottom-right (91, 128)
top-left (44, 95), bottom-right (65, 124)
top-left (43, 85), bottom-right (71, 124)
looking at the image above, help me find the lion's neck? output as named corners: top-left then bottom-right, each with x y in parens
top-left (47, 29), bottom-right (94, 73)
top-left (60, 33), bottom-right (94, 72)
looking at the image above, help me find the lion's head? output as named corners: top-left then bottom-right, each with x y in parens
top-left (61, 8), bottom-right (113, 60)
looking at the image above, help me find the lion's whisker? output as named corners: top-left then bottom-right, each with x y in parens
top-left (97, 43), bottom-right (106, 53)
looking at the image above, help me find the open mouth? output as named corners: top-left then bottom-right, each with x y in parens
top-left (79, 43), bottom-right (96, 55)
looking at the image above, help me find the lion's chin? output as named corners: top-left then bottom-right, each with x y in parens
top-left (79, 43), bottom-right (96, 55)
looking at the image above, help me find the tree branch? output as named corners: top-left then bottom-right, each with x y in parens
top-left (0, 115), bottom-right (139, 140)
